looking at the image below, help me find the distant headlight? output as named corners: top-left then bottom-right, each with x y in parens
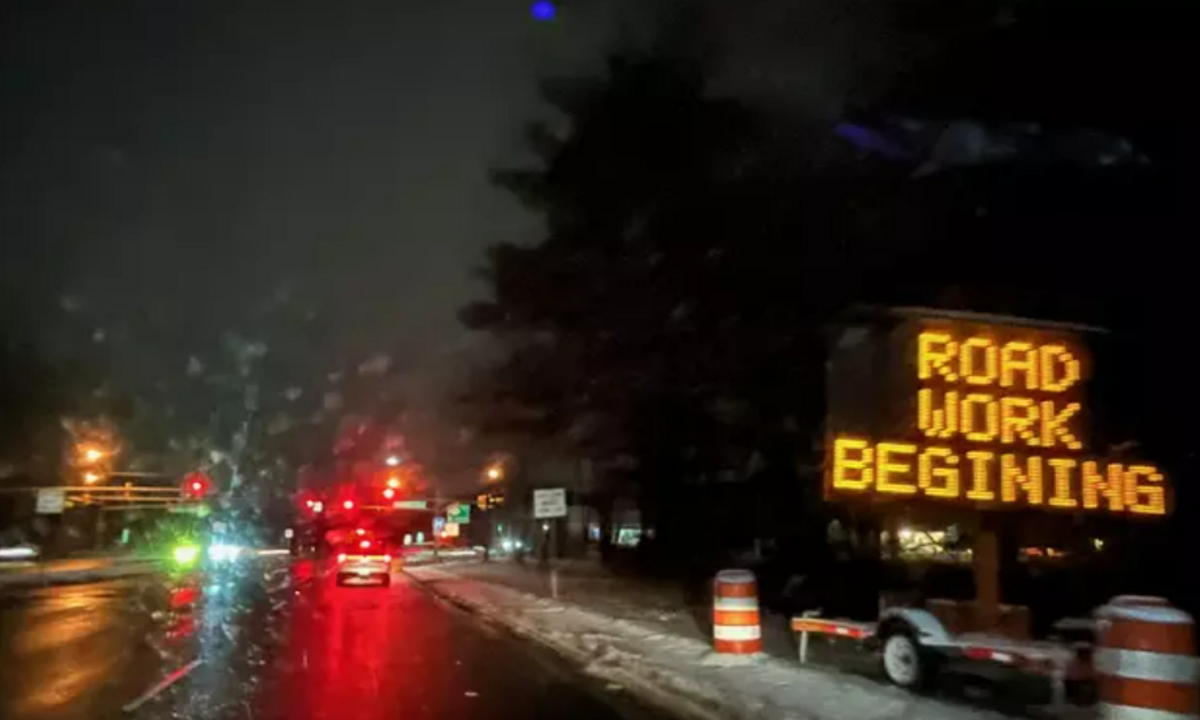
top-left (0, 545), bottom-right (38, 560)
top-left (501, 539), bottom-right (514, 551)
top-left (173, 544), bottom-right (201, 566)
top-left (208, 544), bottom-right (242, 562)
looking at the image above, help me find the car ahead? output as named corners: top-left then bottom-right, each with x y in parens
top-left (335, 542), bottom-right (392, 587)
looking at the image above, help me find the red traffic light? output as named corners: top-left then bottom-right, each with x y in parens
top-left (182, 472), bottom-right (212, 499)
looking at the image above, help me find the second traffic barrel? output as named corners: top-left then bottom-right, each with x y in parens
top-left (713, 569), bottom-right (762, 654)
top-left (1096, 595), bottom-right (1200, 719)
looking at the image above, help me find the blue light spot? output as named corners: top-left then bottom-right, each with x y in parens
top-left (531, 1), bottom-right (556, 21)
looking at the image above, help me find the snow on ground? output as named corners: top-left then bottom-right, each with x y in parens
top-left (406, 563), bottom-right (1007, 720)
top-left (419, 558), bottom-right (806, 661)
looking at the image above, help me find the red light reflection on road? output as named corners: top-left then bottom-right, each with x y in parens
top-left (253, 568), bottom-right (433, 720)
top-left (164, 615), bottom-right (198, 643)
top-left (168, 584), bottom-right (200, 609)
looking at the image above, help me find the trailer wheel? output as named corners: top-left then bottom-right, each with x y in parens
top-left (882, 630), bottom-right (929, 689)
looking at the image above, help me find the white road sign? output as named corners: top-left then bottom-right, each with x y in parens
top-left (35, 488), bottom-right (65, 514)
top-left (533, 488), bottom-right (567, 519)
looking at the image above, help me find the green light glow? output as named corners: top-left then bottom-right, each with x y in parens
top-left (173, 544), bottom-right (200, 565)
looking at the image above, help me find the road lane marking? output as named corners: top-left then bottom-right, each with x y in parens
top-left (122, 658), bottom-right (203, 713)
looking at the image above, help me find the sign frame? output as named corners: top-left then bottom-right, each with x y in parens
top-left (35, 488), bottom-right (65, 514)
top-left (823, 308), bottom-right (1168, 518)
top-left (446, 503), bottom-right (471, 524)
top-left (533, 488), bottom-right (568, 519)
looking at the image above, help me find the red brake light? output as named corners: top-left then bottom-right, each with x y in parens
top-left (169, 585), bottom-right (200, 609)
top-left (383, 555), bottom-right (391, 563)
top-left (383, 488), bottom-right (395, 499)
top-left (343, 500), bottom-right (355, 510)
top-left (360, 540), bottom-right (370, 549)
top-left (337, 553), bottom-right (347, 563)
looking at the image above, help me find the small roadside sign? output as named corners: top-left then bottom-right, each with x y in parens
top-left (35, 488), bottom-right (65, 514)
top-left (533, 488), bottom-right (567, 519)
top-left (394, 500), bottom-right (428, 510)
top-left (443, 522), bottom-right (461, 538)
top-left (446, 503), bottom-right (470, 524)
top-left (432, 516), bottom-right (446, 535)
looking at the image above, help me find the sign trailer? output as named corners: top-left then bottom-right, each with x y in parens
top-left (813, 308), bottom-right (1171, 691)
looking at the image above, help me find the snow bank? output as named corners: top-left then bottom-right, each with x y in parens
top-left (406, 565), bottom-right (1005, 720)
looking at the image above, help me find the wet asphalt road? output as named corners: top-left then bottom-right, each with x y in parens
top-left (0, 559), bottom-right (672, 720)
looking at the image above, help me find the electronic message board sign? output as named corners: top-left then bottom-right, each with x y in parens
top-left (825, 311), bottom-right (1168, 516)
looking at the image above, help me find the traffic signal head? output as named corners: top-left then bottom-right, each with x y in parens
top-left (181, 472), bottom-right (212, 500)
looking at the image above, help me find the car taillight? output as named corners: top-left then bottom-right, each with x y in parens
top-left (337, 553), bottom-right (347, 563)
top-left (383, 555), bottom-right (391, 563)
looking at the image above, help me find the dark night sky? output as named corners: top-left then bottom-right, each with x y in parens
top-left (2, 0), bottom-right (901, 408)
top-left (1, 0), bottom-right (662, 385)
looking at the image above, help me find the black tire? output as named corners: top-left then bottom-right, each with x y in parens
top-left (881, 629), bottom-right (936, 690)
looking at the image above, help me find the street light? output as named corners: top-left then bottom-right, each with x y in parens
top-left (487, 466), bottom-right (503, 481)
top-left (83, 471), bottom-right (101, 484)
top-left (78, 445), bottom-right (108, 464)
top-left (387, 477), bottom-right (401, 489)
top-left (385, 455), bottom-right (402, 467)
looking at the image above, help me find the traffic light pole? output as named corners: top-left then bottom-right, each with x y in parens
top-left (433, 486), bottom-right (442, 564)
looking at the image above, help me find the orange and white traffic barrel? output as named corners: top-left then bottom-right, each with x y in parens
top-left (1096, 595), bottom-right (1200, 719)
top-left (713, 569), bottom-right (762, 654)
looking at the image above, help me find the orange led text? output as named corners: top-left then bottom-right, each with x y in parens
top-left (831, 436), bottom-right (1165, 516)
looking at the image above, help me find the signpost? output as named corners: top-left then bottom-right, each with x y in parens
top-left (533, 488), bottom-right (568, 519)
top-left (446, 502), bottom-right (471, 524)
top-left (35, 489), bottom-right (65, 514)
top-left (533, 488), bottom-right (568, 564)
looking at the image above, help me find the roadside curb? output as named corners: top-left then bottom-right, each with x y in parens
top-left (402, 566), bottom-right (739, 720)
